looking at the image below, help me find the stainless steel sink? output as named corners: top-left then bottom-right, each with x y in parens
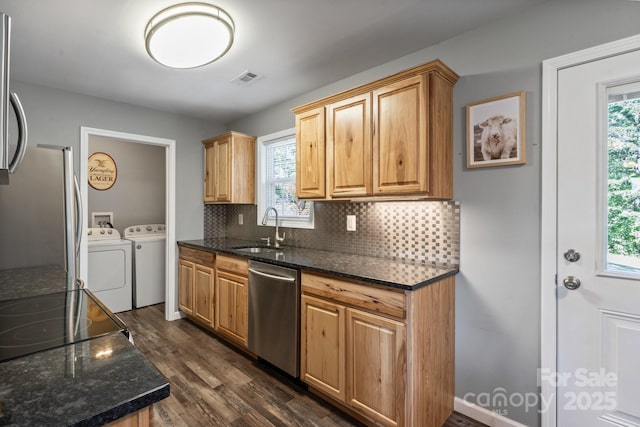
top-left (233, 246), bottom-right (277, 254)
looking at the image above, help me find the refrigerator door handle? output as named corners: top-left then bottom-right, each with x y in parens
top-left (7, 92), bottom-right (27, 173)
top-left (73, 173), bottom-right (82, 260)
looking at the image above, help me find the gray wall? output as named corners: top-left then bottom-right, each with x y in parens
top-left (227, 1), bottom-right (640, 425)
top-left (11, 80), bottom-right (224, 241)
top-left (88, 136), bottom-right (166, 235)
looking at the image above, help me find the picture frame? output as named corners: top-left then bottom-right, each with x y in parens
top-left (88, 152), bottom-right (118, 190)
top-left (466, 91), bottom-right (526, 168)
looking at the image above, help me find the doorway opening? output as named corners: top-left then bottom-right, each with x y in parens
top-left (80, 127), bottom-right (179, 321)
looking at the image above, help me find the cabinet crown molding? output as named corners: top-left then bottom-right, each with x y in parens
top-left (291, 59), bottom-right (458, 114)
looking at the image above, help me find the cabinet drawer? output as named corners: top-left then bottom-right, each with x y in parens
top-left (216, 254), bottom-right (248, 275)
top-left (179, 246), bottom-right (215, 266)
top-left (302, 272), bottom-right (405, 319)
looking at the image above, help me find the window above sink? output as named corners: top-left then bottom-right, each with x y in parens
top-left (256, 127), bottom-right (314, 229)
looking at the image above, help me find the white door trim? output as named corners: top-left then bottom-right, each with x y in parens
top-left (541, 34), bottom-right (640, 427)
top-left (80, 127), bottom-right (181, 322)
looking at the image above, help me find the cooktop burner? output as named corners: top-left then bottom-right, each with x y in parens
top-left (0, 290), bottom-right (127, 362)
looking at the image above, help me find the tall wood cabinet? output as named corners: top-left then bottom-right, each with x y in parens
top-left (293, 60), bottom-right (458, 201)
top-left (202, 131), bottom-right (256, 204)
top-left (300, 272), bottom-right (454, 427)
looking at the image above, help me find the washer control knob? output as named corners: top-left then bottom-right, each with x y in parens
top-left (136, 227), bottom-right (141, 232)
top-left (100, 230), bottom-right (105, 235)
top-left (147, 226), bottom-right (152, 231)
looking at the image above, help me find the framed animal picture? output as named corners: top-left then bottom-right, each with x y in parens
top-left (466, 91), bottom-right (526, 168)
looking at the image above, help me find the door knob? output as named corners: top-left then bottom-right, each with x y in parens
top-left (564, 249), bottom-right (581, 262)
top-left (563, 276), bottom-right (581, 290)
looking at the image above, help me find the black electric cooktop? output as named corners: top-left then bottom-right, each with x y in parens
top-left (0, 289), bottom-right (127, 362)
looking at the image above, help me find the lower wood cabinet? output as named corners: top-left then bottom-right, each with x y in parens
top-left (106, 406), bottom-right (152, 427)
top-left (215, 269), bottom-right (248, 346)
top-left (300, 271), bottom-right (454, 427)
top-left (178, 247), bottom-right (215, 328)
top-left (178, 247), bottom-right (250, 351)
top-left (215, 254), bottom-right (249, 347)
top-left (178, 259), bottom-right (194, 316)
top-left (301, 295), bottom-right (346, 402)
top-left (347, 308), bottom-right (406, 427)
top-left (193, 264), bottom-right (214, 326)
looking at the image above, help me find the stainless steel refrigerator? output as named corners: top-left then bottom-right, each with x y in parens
top-left (0, 12), bottom-right (81, 291)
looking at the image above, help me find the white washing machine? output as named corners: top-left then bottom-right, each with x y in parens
top-left (87, 227), bottom-right (132, 313)
top-left (124, 224), bottom-right (166, 308)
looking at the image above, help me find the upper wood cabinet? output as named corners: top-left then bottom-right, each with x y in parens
top-left (202, 131), bottom-right (256, 204)
top-left (296, 107), bottom-right (326, 199)
top-left (372, 75), bottom-right (427, 195)
top-left (292, 60), bottom-right (458, 200)
top-left (327, 93), bottom-right (371, 198)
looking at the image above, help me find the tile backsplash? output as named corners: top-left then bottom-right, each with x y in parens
top-left (204, 200), bottom-right (460, 264)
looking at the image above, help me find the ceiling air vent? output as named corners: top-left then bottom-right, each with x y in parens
top-left (230, 70), bottom-right (263, 86)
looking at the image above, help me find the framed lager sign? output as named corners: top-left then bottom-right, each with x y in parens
top-left (88, 152), bottom-right (117, 190)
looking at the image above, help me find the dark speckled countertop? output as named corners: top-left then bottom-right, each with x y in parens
top-left (179, 238), bottom-right (458, 290)
top-left (0, 266), bottom-right (170, 426)
top-left (0, 265), bottom-right (71, 301)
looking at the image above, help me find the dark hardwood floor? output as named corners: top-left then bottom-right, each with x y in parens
top-left (119, 304), bottom-right (486, 427)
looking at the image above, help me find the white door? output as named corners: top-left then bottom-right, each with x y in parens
top-left (557, 49), bottom-right (640, 426)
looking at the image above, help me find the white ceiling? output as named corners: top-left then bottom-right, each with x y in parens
top-left (0, 0), bottom-right (548, 124)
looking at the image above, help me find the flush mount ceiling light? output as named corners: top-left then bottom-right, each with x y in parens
top-left (145, 2), bottom-right (235, 69)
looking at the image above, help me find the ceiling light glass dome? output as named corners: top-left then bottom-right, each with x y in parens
top-left (145, 2), bottom-right (235, 69)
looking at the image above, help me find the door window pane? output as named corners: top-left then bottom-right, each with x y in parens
top-left (607, 84), bottom-right (640, 274)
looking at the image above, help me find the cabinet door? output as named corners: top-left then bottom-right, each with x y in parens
top-left (301, 294), bottom-right (346, 403)
top-left (372, 74), bottom-right (428, 195)
top-left (203, 143), bottom-right (216, 203)
top-left (178, 259), bottom-right (194, 315)
top-left (193, 264), bottom-right (214, 326)
top-left (347, 308), bottom-right (406, 427)
top-left (327, 93), bottom-right (371, 198)
top-left (214, 138), bottom-right (232, 202)
top-left (296, 107), bottom-right (326, 199)
top-left (215, 270), bottom-right (248, 346)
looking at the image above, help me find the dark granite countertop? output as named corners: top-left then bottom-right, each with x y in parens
top-left (0, 332), bottom-right (169, 426)
top-left (0, 267), bottom-right (170, 426)
top-left (0, 265), bottom-right (71, 301)
top-left (179, 238), bottom-right (458, 290)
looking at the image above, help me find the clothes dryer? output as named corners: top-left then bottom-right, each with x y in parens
top-left (87, 227), bottom-right (132, 313)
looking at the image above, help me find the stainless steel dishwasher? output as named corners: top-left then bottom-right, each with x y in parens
top-left (247, 260), bottom-right (300, 377)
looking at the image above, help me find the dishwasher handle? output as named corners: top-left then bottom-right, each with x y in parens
top-left (248, 267), bottom-right (296, 283)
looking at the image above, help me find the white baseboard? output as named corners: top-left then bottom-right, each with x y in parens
top-left (167, 310), bottom-right (185, 321)
top-left (454, 397), bottom-right (528, 427)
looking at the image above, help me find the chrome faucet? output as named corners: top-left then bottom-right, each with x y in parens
top-left (262, 207), bottom-right (285, 248)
